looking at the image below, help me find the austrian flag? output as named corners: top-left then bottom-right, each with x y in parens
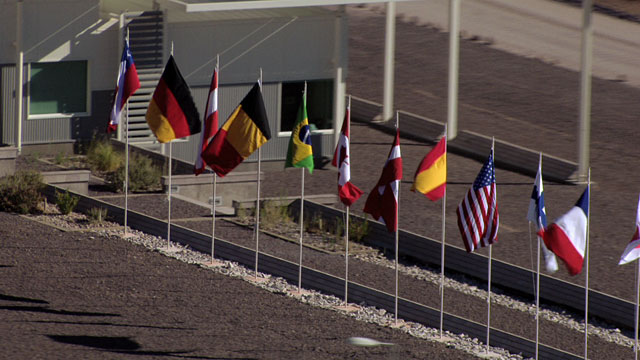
top-left (619, 194), bottom-right (640, 265)
top-left (363, 130), bottom-right (402, 233)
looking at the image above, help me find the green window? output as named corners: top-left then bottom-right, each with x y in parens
top-left (280, 79), bottom-right (333, 132)
top-left (29, 61), bottom-right (88, 116)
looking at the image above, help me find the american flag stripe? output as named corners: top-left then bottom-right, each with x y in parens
top-left (456, 150), bottom-right (499, 253)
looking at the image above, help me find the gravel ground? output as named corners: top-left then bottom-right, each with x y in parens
top-left (6, 2), bottom-right (640, 359)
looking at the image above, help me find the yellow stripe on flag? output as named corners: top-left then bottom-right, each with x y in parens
top-left (146, 99), bottom-right (177, 143)
top-left (222, 106), bottom-right (269, 158)
top-left (412, 153), bottom-right (446, 195)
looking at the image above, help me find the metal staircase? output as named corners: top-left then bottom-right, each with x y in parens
top-left (123, 11), bottom-right (164, 149)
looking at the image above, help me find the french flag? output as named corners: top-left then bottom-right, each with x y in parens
top-left (108, 40), bottom-right (140, 133)
top-left (538, 187), bottom-right (589, 275)
top-left (619, 195), bottom-right (640, 265)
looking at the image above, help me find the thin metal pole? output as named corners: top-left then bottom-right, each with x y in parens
top-left (439, 129), bottom-right (448, 339)
top-left (578, 0), bottom-right (593, 182)
top-left (344, 205), bottom-right (349, 304)
top-left (298, 167), bottom-right (304, 291)
top-left (382, 1), bottom-right (396, 121)
top-left (633, 261), bottom-right (640, 360)
top-left (394, 111), bottom-right (400, 325)
top-left (167, 142), bottom-right (172, 249)
top-left (255, 69), bottom-right (263, 280)
top-left (447, 0), bottom-right (461, 140)
top-left (487, 245), bottom-right (493, 353)
top-left (15, 0), bottom-right (24, 153)
top-left (584, 169), bottom-right (591, 360)
top-left (124, 29), bottom-right (130, 236)
top-left (535, 227), bottom-right (541, 360)
top-left (211, 174), bottom-right (217, 261)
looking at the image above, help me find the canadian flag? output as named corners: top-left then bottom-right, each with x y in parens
top-left (363, 129), bottom-right (402, 233)
top-left (619, 195), bottom-right (640, 265)
top-left (194, 66), bottom-right (219, 175)
top-left (331, 102), bottom-right (363, 207)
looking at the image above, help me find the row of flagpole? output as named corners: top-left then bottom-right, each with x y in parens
top-left (109, 37), bottom-right (640, 360)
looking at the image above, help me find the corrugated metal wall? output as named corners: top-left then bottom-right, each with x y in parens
top-left (1, 65), bottom-right (17, 145)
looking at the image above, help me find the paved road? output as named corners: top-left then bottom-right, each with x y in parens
top-left (369, 0), bottom-right (640, 87)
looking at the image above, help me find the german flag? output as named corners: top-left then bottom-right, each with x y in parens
top-left (145, 55), bottom-right (200, 143)
top-left (201, 82), bottom-right (271, 177)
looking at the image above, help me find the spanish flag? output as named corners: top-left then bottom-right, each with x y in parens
top-left (411, 136), bottom-right (446, 201)
top-left (145, 55), bottom-right (201, 143)
top-left (284, 88), bottom-right (313, 173)
top-left (201, 82), bottom-right (271, 177)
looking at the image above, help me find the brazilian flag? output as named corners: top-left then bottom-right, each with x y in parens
top-left (285, 90), bottom-right (314, 173)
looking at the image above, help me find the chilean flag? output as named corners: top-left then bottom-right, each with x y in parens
top-left (331, 101), bottom-right (363, 206)
top-left (108, 39), bottom-right (140, 133)
top-left (538, 187), bottom-right (589, 275)
top-left (619, 195), bottom-right (640, 265)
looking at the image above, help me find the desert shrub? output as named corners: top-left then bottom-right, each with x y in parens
top-left (348, 216), bottom-right (370, 243)
top-left (55, 190), bottom-right (79, 215)
top-left (260, 200), bottom-right (292, 231)
top-left (106, 152), bottom-right (161, 192)
top-left (0, 171), bottom-right (45, 214)
top-left (88, 207), bottom-right (108, 224)
top-left (86, 138), bottom-right (122, 174)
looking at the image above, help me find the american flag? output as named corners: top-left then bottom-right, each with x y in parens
top-left (456, 149), bottom-right (499, 252)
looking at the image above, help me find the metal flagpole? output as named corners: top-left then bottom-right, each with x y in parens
top-left (167, 142), bottom-right (172, 249)
top-left (535, 152), bottom-right (543, 360)
top-left (255, 69), bottom-right (263, 280)
top-left (298, 82), bottom-right (307, 292)
top-left (633, 261), bottom-right (640, 360)
top-left (486, 137), bottom-right (495, 354)
top-left (124, 29), bottom-right (130, 236)
top-left (210, 55), bottom-right (220, 263)
top-left (394, 111), bottom-right (400, 325)
top-left (584, 168), bottom-right (591, 360)
top-left (298, 166), bottom-right (304, 291)
top-left (439, 127), bottom-right (447, 339)
top-left (345, 205), bottom-right (350, 304)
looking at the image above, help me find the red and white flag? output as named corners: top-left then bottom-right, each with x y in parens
top-left (456, 149), bottom-right (499, 252)
top-left (363, 129), bottom-right (402, 233)
top-left (331, 103), bottom-right (363, 206)
top-left (194, 66), bottom-right (219, 175)
top-left (108, 39), bottom-right (140, 133)
top-left (619, 195), bottom-right (640, 265)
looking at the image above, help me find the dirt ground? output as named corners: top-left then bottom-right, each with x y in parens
top-left (4, 1), bottom-right (640, 359)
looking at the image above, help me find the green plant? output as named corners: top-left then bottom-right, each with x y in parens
top-left (87, 207), bottom-right (108, 224)
top-left (106, 152), bottom-right (161, 192)
top-left (0, 170), bottom-right (45, 214)
top-left (349, 216), bottom-right (370, 243)
top-left (86, 138), bottom-right (123, 173)
top-left (53, 151), bottom-right (71, 166)
top-left (260, 200), bottom-right (292, 231)
top-left (55, 190), bottom-right (79, 215)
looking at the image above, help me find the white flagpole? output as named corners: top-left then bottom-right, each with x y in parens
top-left (255, 69), bottom-right (263, 280)
top-left (344, 205), bottom-right (350, 304)
top-left (124, 29), bottom-right (130, 237)
top-left (394, 111), bottom-right (400, 325)
top-left (439, 126), bottom-right (447, 339)
top-left (487, 137), bottom-right (495, 354)
top-left (344, 95), bottom-right (352, 305)
top-left (210, 54), bottom-right (219, 263)
top-left (635, 259), bottom-right (639, 360)
top-left (298, 82), bottom-right (307, 292)
top-left (535, 152), bottom-right (542, 360)
top-left (166, 42), bottom-right (174, 250)
top-left (298, 166), bottom-right (304, 291)
top-left (584, 168), bottom-right (591, 360)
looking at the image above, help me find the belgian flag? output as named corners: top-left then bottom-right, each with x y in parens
top-left (201, 82), bottom-right (271, 177)
top-left (145, 55), bottom-right (200, 143)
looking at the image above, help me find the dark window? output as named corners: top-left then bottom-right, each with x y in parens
top-left (280, 79), bottom-right (333, 132)
top-left (29, 61), bottom-right (88, 115)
